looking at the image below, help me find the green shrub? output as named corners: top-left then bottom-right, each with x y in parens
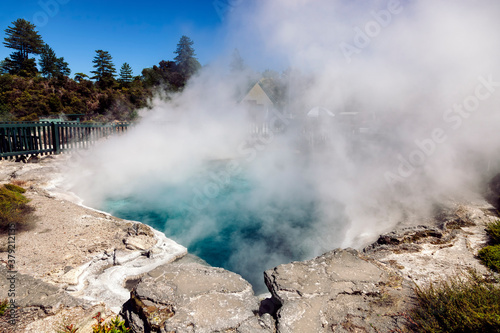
top-left (0, 184), bottom-right (36, 233)
top-left (478, 245), bottom-right (500, 272)
top-left (409, 270), bottom-right (500, 332)
top-left (0, 299), bottom-right (8, 316)
top-left (55, 313), bottom-right (130, 333)
top-left (3, 183), bottom-right (26, 194)
top-left (486, 220), bottom-right (500, 245)
top-left (92, 312), bottom-right (130, 333)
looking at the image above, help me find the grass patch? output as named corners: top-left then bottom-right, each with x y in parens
top-left (56, 313), bottom-right (131, 333)
top-left (92, 312), bottom-right (131, 333)
top-left (478, 245), bottom-right (500, 272)
top-left (486, 220), bottom-right (500, 245)
top-left (0, 183), bottom-right (36, 233)
top-left (0, 299), bottom-right (8, 316)
top-left (3, 184), bottom-right (26, 194)
top-left (409, 270), bottom-right (500, 332)
top-left (477, 220), bottom-right (500, 272)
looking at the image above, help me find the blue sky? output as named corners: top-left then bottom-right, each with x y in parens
top-left (0, 0), bottom-right (233, 77)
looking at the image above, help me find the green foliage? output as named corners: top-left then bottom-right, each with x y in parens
top-left (3, 19), bottom-right (44, 55)
top-left (0, 102), bottom-right (13, 121)
top-left (476, 220), bottom-right (500, 272)
top-left (409, 269), bottom-right (500, 332)
top-left (0, 73), bottom-right (148, 121)
top-left (56, 57), bottom-right (71, 77)
top-left (0, 183), bottom-right (36, 233)
top-left (0, 73), bottom-right (14, 91)
top-left (3, 19), bottom-right (44, 76)
top-left (55, 313), bottom-right (130, 333)
top-left (0, 19), bottom-right (210, 121)
top-left (0, 60), bottom-right (7, 74)
top-left (39, 44), bottom-right (58, 78)
top-left (4, 183), bottom-right (26, 193)
top-left (174, 35), bottom-right (201, 80)
top-left (48, 93), bottom-right (63, 113)
top-left (0, 185), bottom-right (29, 205)
top-left (39, 44), bottom-right (71, 79)
top-left (92, 312), bottom-right (131, 333)
top-left (119, 63), bottom-right (133, 85)
top-left (478, 245), bottom-right (500, 272)
top-left (2, 54), bottom-right (38, 77)
top-left (142, 60), bottom-right (184, 91)
top-left (0, 299), bottom-right (8, 316)
top-left (91, 50), bottom-right (116, 89)
top-left (73, 72), bottom-right (89, 82)
top-left (486, 220), bottom-right (500, 245)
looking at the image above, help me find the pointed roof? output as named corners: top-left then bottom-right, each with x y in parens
top-left (240, 79), bottom-right (278, 106)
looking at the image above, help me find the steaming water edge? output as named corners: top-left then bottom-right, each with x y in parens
top-left (101, 162), bottom-right (323, 294)
top-left (64, 0), bottom-right (500, 299)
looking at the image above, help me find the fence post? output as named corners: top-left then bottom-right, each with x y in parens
top-left (51, 122), bottom-right (61, 154)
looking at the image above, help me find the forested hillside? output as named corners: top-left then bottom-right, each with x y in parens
top-left (0, 19), bottom-right (202, 122)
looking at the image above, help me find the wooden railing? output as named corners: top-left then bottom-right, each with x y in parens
top-left (0, 122), bottom-right (130, 160)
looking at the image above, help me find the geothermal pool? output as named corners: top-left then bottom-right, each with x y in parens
top-left (101, 163), bottom-right (322, 294)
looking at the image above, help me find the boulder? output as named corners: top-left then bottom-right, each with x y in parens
top-left (121, 262), bottom-right (273, 333)
top-left (264, 249), bottom-right (413, 333)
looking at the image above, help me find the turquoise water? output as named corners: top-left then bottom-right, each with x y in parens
top-left (102, 165), bottom-right (320, 294)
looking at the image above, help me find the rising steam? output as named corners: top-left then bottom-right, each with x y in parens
top-left (66, 1), bottom-right (500, 292)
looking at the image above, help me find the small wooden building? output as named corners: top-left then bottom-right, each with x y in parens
top-left (240, 81), bottom-right (278, 134)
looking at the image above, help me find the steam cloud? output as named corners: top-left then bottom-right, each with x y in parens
top-left (67, 1), bottom-right (500, 293)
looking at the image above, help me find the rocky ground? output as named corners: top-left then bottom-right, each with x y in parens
top-left (0, 154), bottom-right (497, 332)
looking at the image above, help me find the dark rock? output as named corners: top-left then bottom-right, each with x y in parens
top-left (127, 223), bottom-right (155, 238)
top-left (364, 226), bottom-right (446, 253)
top-left (487, 173), bottom-right (500, 209)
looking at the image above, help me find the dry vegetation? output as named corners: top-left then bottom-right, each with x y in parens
top-left (407, 219), bottom-right (500, 332)
top-left (0, 183), bottom-right (36, 233)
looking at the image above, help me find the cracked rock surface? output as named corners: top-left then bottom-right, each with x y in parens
top-left (0, 265), bottom-right (92, 332)
top-left (264, 249), bottom-right (412, 333)
top-left (263, 200), bottom-right (497, 333)
top-left (121, 262), bottom-right (275, 333)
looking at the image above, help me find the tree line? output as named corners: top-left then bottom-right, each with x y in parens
top-left (0, 18), bottom-right (202, 121)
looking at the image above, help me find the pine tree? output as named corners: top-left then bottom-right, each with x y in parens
top-left (39, 44), bottom-right (57, 78)
top-left (91, 50), bottom-right (116, 88)
top-left (3, 19), bottom-right (44, 76)
top-left (174, 35), bottom-right (201, 80)
top-left (118, 63), bottom-right (133, 84)
top-left (39, 44), bottom-right (70, 78)
top-left (0, 60), bottom-right (6, 74)
top-left (2, 53), bottom-right (38, 77)
top-left (55, 57), bottom-right (70, 77)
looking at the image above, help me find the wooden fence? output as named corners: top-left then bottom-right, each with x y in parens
top-left (0, 122), bottom-right (130, 160)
